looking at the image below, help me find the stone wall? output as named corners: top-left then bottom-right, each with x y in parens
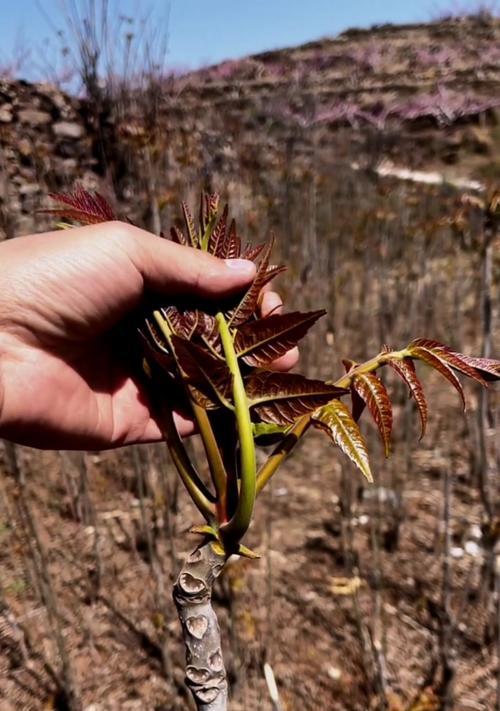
top-left (0, 79), bottom-right (97, 237)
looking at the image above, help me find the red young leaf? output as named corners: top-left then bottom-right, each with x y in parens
top-left (195, 312), bottom-right (219, 345)
top-left (246, 371), bottom-right (348, 425)
top-left (143, 318), bottom-right (170, 354)
top-left (222, 219), bottom-right (241, 259)
top-left (163, 306), bottom-right (199, 340)
top-left (198, 193), bottom-right (207, 234)
top-left (449, 351), bottom-right (500, 382)
top-left (235, 310), bottom-right (325, 366)
top-left (205, 193), bottom-right (220, 228)
top-left (351, 387), bottom-right (366, 422)
top-left (138, 326), bottom-right (175, 374)
top-left (265, 264), bottom-right (287, 281)
top-left (351, 372), bottom-right (393, 457)
top-left (386, 357), bottom-right (428, 439)
top-left (170, 226), bottom-right (188, 246)
top-left (341, 359), bottom-right (366, 422)
top-left (200, 192), bottom-right (220, 233)
top-left (163, 306), bottom-right (219, 345)
top-left (46, 187), bottom-right (116, 224)
top-left (312, 400), bottom-right (373, 482)
top-left (207, 204), bottom-right (229, 256)
top-left (408, 343), bottom-right (466, 410)
top-left (207, 192), bottom-right (220, 217)
top-left (229, 237), bottom-right (284, 326)
top-left (410, 339), bottom-right (486, 386)
top-left (182, 201), bottom-right (198, 247)
top-left (242, 242), bottom-right (266, 262)
top-left (171, 335), bottom-right (232, 409)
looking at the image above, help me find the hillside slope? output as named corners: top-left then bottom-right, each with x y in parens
top-left (165, 15), bottom-right (500, 180)
top-left (1, 15), bottom-right (500, 239)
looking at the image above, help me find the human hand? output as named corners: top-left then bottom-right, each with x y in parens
top-left (0, 222), bottom-right (297, 450)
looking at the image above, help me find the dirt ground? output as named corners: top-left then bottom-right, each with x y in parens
top-left (0, 122), bottom-right (499, 711)
top-left (0, 376), bottom-right (498, 711)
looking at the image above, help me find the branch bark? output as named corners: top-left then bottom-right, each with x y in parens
top-left (173, 543), bottom-right (228, 710)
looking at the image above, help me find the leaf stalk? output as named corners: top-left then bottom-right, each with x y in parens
top-left (160, 403), bottom-right (216, 521)
top-left (216, 313), bottom-right (256, 545)
top-left (256, 349), bottom-right (406, 493)
top-left (153, 310), bottom-right (217, 521)
top-left (192, 402), bottom-right (228, 520)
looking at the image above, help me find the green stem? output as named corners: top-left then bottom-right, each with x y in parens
top-left (332, 349), bottom-right (406, 389)
top-left (153, 310), bottom-right (216, 521)
top-left (160, 404), bottom-right (216, 521)
top-left (255, 349), bottom-right (406, 494)
top-left (256, 415), bottom-right (311, 494)
top-left (192, 402), bottom-right (228, 520)
top-left (216, 313), bottom-right (256, 545)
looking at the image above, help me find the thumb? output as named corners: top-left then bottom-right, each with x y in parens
top-left (126, 223), bottom-right (256, 298)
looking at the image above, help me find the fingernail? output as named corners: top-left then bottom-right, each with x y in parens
top-left (224, 259), bottom-right (256, 277)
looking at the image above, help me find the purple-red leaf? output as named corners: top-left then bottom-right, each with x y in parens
top-left (449, 351), bottom-right (500, 382)
top-left (200, 192), bottom-right (220, 233)
top-left (207, 204), bottom-right (229, 256)
top-left (351, 387), bottom-right (366, 422)
top-left (171, 335), bottom-right (232, 409)
top-left (265, 264), bottom-right (287, 281)
top-left (351, 372), bottom-right (393, 457)
top-left (242, 242), bottom-right (266, 262)
top-left (408, 342), bottom-right (466, 410)
top-left (45, 187), bottom-right (116, 224)
top-left (235, 310), bottom-right (325, 366)
top-left (221, 219), bottom-right (241, 259)
top-left (170, 226), bottom-right (188, 246)
top-left (312, 400), bottom-right (373, 482)
top-left (163, 306), bottom-right (199, 340)
top-left (386, 357), bottom-right (428, 439)
top-left (138, 322), bottom-right (175, 374)
top-left (143, 318), bottom-right (170, 354)
top-left (162, 306), bottom-right (218, 345)
top-left (341, 359), bottom-right (366, 422)
top-left (410, 339), bottom-right (486, 386)
top-left (229, 237), bottom-right (284, 326)
top-left (182, 201), bottom-right (198, 247)
top-left (246, 371), bottom-right (347, 425)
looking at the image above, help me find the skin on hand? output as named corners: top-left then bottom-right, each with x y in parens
top-left (0, 221), bottom-right (298, 450)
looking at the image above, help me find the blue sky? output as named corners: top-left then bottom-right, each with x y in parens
top-left (1, 1), bottom-right (437, 79)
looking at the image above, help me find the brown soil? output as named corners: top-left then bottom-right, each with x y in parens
top-left (1, 168), bottom-right (499, 710)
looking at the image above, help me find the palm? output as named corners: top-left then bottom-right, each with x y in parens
top-left (10, 339), bottom-right (164, 449)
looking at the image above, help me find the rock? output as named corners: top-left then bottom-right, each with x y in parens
top-left (326, 665), bottom-right (342, 681)
top-left (19, 183), bottom-right (40, 196)
top-left (464, 540), bottom-right (482, 557)
top-left (0, 107), bottom-right (12, 123)
top-left (17, 138), bottom-right (32, 157)
top-left (53, 121), bottom-right (84, 139)
top-left (8, 198), bottom-right (22, 214)
top-left (60, 158), bottom-right (78, 172)
top-left (18, 109), bottom-right (51, 126)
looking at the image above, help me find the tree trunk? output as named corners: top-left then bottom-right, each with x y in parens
top-left (173, 543), bottom-right (228, 710)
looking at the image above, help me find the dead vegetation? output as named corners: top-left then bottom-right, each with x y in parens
top-left (0, 6), bottom-right (499, 710)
